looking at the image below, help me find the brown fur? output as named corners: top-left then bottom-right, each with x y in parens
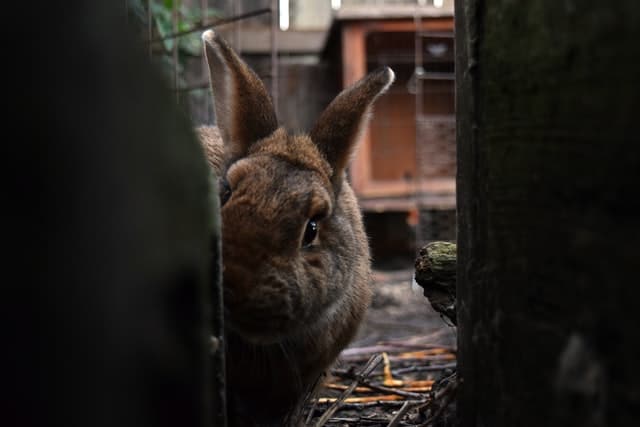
top-left (198, 30), bottom-right (394, 426)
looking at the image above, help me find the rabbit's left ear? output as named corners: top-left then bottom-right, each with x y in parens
top-left (310, 67), bottom-right (394, 185)
top-left (202, 30), bottom-right (278, 158)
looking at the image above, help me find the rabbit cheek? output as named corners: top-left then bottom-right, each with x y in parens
top-left (223, 263), bottom-right (301, 342)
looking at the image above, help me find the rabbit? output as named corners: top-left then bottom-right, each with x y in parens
top-left (197, 30), bottom-right (394, 426)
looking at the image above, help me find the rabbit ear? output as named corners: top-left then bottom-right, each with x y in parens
top-left (310, 67), bottom-right (395, 184)
top-left (202, 30), bottom-right (278, 158)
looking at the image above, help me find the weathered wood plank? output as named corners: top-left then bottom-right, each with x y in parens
top-left (456, 1), bottom-right (640, 426)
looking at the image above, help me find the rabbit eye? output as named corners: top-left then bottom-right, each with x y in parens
top-left (219, 178), bottom-right (232, 207)
top-left (302, 219), bottom-right (318, 248)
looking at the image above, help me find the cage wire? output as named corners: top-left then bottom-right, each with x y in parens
top-left (413, 11), bottom-right (456, 249)
top-left (126, 0), bottom-right (278, 126)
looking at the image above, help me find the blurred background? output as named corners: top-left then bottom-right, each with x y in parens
top-left (127, 0), bottom-right (456, 270)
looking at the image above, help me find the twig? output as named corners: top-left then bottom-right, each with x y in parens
top-left (314, 354), bottom-right (383, 427)
top-left (392, 362), bottom-right (457, 376)
top-left (378, 342), bottom-right (456, 352)
top-left (318, 395), bottom-right (404, 404)
top-left (340, 353), bottom-right (455, 363)
top-left (304, 398), bottom-right (319, 426)
top-left (314, 400), bottom-right (411, 410)
top-left (382, 352), bottom-right (404, 387)
top-left (326, 375), bottom-right (429, 399)
top-left (147, 8), bottom-right (271, 43)
top-left (327, 416), bottom-right (393, 425)
top-left (363, 381), bottom-right (429, 398)
top-left (294, 373), bottom-right (324, 427)
top-left (294, 372), bottom-right (327, 426)
top-left (416, 375), bottom-right (458, 426)
top-left (383, 329), bottom-right (452, 345)
top-left (386, 400), bottom-right (413, 427)
top-left (341, 344), bottom-right (455, 357)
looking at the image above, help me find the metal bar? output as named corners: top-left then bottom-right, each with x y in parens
top-left (270, 0), bottom-right (279, 114)
top-left (202, 2), bottom-right (226, 421)
top-left (233, 0), bottom-right (242, 54)
top-left (178, 82), bottom-right (210, 92)
top-left (173, 0), bottom-right (180, 103)
top-left (417, 31), bottom-right (455, 38)
top-left (201, 0), bottom-right (207, 26)
top-left (147, 0), bottom-right (153, 58)
top-left (210, 192), bottom-right (227, 427)
top-left (417, 71), bottom-right (455, 80)
top-left (147, 8), bottom-right (271, 44)
top-left (414, 8), bottom-right (425, 249)
top-left (201, 0), bottom-right (210, 124)
top-left (225, 0), bottom-right (234, 51)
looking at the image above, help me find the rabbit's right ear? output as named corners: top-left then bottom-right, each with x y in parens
top-left (310, 67), bottom-right (394, 187)
top-left (202, 30), bottom-right (278, 158)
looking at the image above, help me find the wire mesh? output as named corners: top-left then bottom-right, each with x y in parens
top-left (413, 13), bottom-right (456, 249)
top-left (127, 0), bottom-right (276, 126)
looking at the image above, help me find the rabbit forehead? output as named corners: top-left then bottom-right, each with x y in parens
top-left (226, 156), bottom-right (332, 220)
top-left (248, 128), bottom-right (333, 183)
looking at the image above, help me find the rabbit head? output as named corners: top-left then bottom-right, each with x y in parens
top-left (201, 30), bottom-right (394, 346)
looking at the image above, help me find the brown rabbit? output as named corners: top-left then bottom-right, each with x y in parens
top-left (198, 30), bottom-right (394, 426)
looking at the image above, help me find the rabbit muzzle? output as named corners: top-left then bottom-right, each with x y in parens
top-left (221, 248), bottom-right (308, 343)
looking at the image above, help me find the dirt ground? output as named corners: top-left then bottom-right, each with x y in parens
top-left (303, 266), bottom-right (458, 426)
top-left (350, 268), bottom-right (457, 350)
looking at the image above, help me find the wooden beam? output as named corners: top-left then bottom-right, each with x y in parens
top-left (341, 22), bottom-right (371, 193)
top-left (456, 1), bottom-right (640, 426)
top-left (363, 17), bottom-right (454, 33)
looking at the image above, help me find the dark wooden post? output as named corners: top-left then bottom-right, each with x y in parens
top-left (456, 1), bottom-right (640, 426)
top-left (5, 2), bottom-right (223, 426)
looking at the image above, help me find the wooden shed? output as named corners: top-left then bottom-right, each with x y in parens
top-left (324, 3), bottom-right (456, 236)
